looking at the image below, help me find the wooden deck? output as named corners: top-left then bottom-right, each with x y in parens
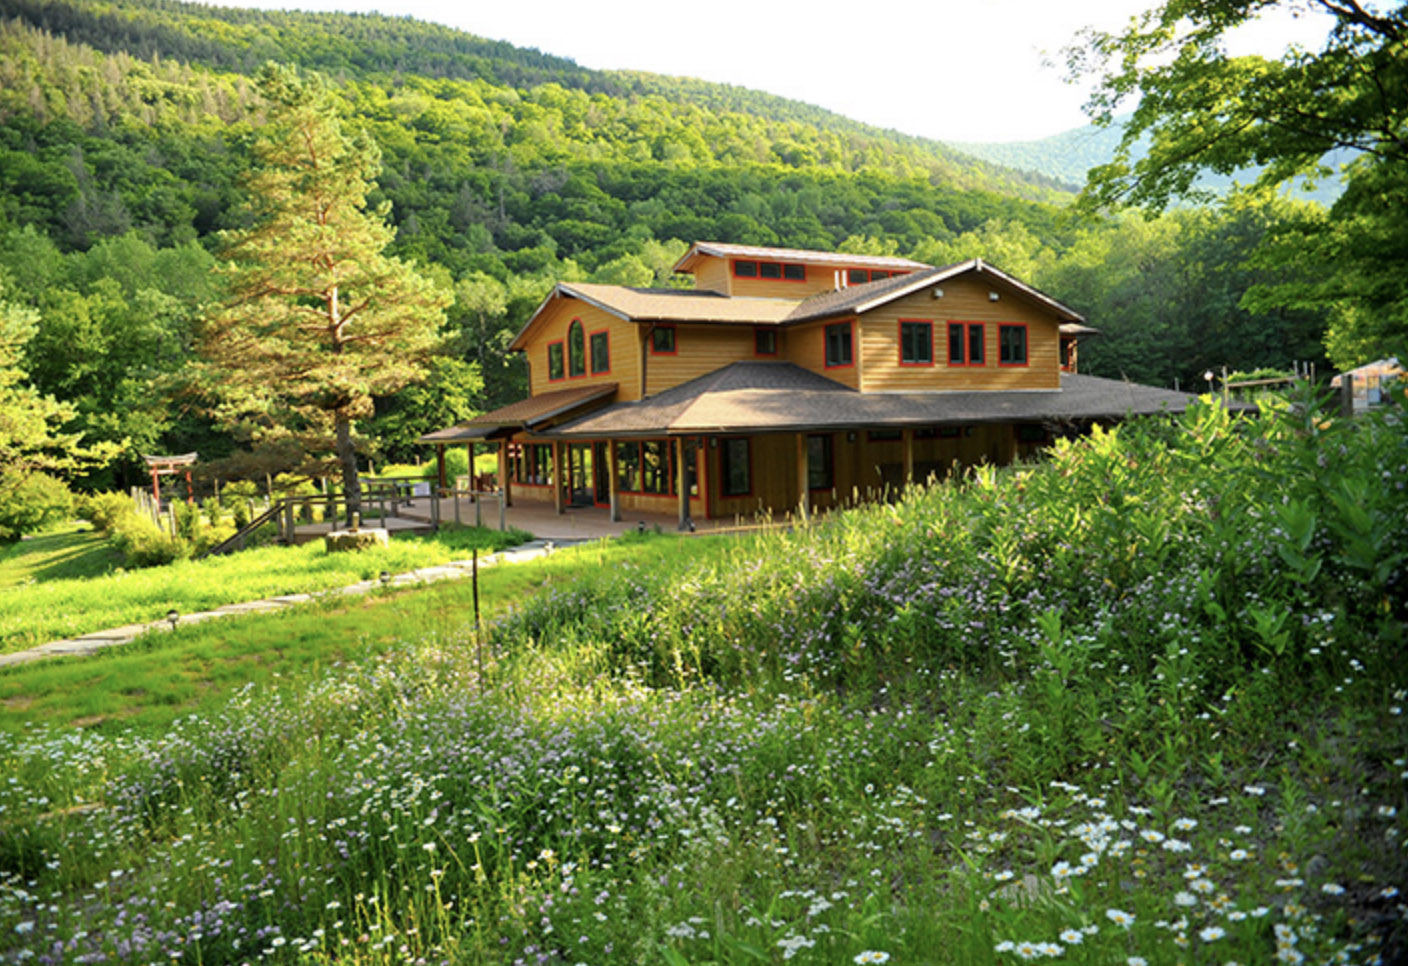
top-left (290, 493), bottom-right (761, 544)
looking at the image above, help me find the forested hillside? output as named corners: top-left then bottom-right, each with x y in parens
top-left (0, 0), bottom-right (1338, 494)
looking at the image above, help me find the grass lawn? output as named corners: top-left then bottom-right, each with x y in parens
top-left (0, 524), bottom-right (531, 653)
top-left (0, 531), bottom-right (732, 733)
top-left (0, 524), bottom-right (123, 587)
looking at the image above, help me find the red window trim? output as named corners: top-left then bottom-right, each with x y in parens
top-left (753, 327), bottom-right (778, 357)
top-left (718, 436), bottom-right (752, 498)
top-left (732, 259), bottom-right (807, 283)
top-left (824, 320), bottom-right (855, 370)
top-left (946, 321), bottom-right (986, 367)
top-left (589, 328), bottom-right (611, 375)
top-left (567, 318), bottom-right (588, 380)
top-left (546, 340), bottom-right (566, 382)
top-left (614, 438), bottom-right (676, 496)
top-left (650, 324), bottom-right (678, 356)
top-left (897, 318), bottom-right (934, 367)
top-left (998, 322), bottom-right (1030, 368)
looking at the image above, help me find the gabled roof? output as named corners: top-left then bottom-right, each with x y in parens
top-left (674, 241), bottom-right (930, 275)
top-left (544, 364), bottom-right (1211, 438)
top-left (418, 383), bottom-right (618, 442)
top-left (509, 257), bottom-right (1086, 351)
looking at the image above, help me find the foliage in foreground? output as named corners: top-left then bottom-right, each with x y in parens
top-left (0, 524), bottom-right (529, 652)
top-left (0, 389), bottom-right (1405, 965)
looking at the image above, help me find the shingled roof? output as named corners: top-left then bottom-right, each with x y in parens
top-left (418, 383), bottom-right (618, 442)
top-left (674, 241), bottom-right (930, 275)
top-left (543, 363), bottom-right (1208, 438)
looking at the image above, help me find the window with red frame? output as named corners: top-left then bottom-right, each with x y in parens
top-left (567, 320), bottom-right (586, 378)
top-left (824, 321), bottom-right (853, 368)
top-left (590, 330), bottom-right (609, 374)
top-left (899, 320), bottom-right (933, 365)
top-left (651, 326), bottom-right (676, 355)
top-left (947, 323), bottom-right (985, 366)
top-left (547, 341), bottom-right (565, 381)
top-left (998, 324), bottom-right (1028, 366)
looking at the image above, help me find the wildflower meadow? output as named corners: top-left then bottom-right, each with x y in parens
top-left (1, 387), bottom-right (1404, 965)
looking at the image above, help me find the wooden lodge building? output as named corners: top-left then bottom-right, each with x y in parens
top-left (420, 241), bottom-right (1195, 526)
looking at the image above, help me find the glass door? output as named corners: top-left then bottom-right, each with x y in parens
top-left (592, 441), bottom-right (611, 507)
top-left (567, 443), bottom-right (593, 506)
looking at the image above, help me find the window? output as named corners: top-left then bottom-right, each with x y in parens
top-left (568, 319), bottom-right (586, 378)
top-left (999, 324), bottom-right (1028, 366)
top-left (617, 441), bottom-right (640, 492)
top-left (754, 328), bottom-right (777, 356)
top-left (824, 321), bottom-right (853, 369)
top-left (847, 268), bottom-right (869, 285)
top-left (734, 259), bottom-right (806, 281)
top-left (640, 440), bottom-right (672, 494)
top-left (651, 325), bottom-right (676, 355)
top-left (947, 323), bottom-right (985, 366)
top-left (899, 320), bottom-right (933, 366)
top-left (547, 341), bottom-right (565, 381)
top-left (720, 438), bottom-right (750, 496)
top-left (590, 330), bottom-right (610, 374)
top-left (868, 429), bottom-right (902, 442)
top-left (807, 434), bottom-right (834, 490)
top-left (514, 443), bottom-right (554, 485)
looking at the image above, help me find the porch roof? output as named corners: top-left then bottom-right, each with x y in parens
top-left (418, 383), bottom-right (618, 443)
top-left (541, 363), bottom-right (1221, 438)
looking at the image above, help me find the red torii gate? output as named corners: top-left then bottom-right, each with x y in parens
top-left (143, 452), bottom-right (198, 505)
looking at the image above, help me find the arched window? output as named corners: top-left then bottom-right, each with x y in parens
top-left (568, 319), bottom-right (586, 378)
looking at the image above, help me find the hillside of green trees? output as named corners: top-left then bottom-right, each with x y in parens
top-left (0, 0), bottom-right (1370, 500)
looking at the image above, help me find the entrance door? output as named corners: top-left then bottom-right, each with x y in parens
top-left (592, 441), bottom-right (611, 507)
top-left (567, 443), bottom-right (593, 506)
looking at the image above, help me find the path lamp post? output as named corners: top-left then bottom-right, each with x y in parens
top-left (166, 609), bottom-right (179, 631)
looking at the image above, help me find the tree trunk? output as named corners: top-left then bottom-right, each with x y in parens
top-left (336, 411), bottom-right (361, 525)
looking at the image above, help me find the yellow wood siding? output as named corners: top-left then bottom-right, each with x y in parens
top-left (693, 258), bottom-right (730, 294)
top-left (782, 318), bottom-right (861, 389)
top-left (644, 324), bottom-right (759, 396)
top-left (857, 277), bottom-right (1061, 391)
top-left (526, 298), bottom-right (642, 401)
top-left (690, 255), bottom-right (918, 299)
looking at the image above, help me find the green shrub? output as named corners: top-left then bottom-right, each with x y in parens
top-left (111, 514), bottom-right (190, 567)
top-left (201, 496), bottom-right (223, 528)
top-left (173, 501), bottom-right (200, 542)
top-left (231, 501), bottom-right (251, 529)
top-left (193, 522), bottom-right (237, 556)
top-left (77, 491), bottom-right (135, 535)
top-left (0, 470), bottom-right (73, 542)
top-left (220, 480), bottom-right (259, 507)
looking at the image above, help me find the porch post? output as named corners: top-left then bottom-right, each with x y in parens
top-left (795, 432), bottom-right (809, 522)
top-left (608, 439), bottom-right (621, 522)
top-left (466, 442), bottom-right (474, 489)
top-left (497, 439), bottom-right (511, 508)
top-left (552, 440), bottom-right (564, 515)
top-left (902, 428), bottom-right (915, 487)
top-left (676, 437), bottom-right (689, 531)
top-left (436, 444), bottom-right (447, 490)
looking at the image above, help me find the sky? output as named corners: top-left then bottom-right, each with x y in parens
top-left (209, 0), bottom-right (1337, 143)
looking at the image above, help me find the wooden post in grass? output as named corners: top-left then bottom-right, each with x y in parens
top-left (676, 437), bottom-right (689, 530)
top-left (795, 432), bottom-right (809, 523)
top-left (608, 438), bottom-right (620, 522)
top-left (473, 547), bottom-right (483, 693)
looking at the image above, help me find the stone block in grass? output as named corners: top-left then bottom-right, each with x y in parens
top-left (324, 528), bottom-right (389, 552)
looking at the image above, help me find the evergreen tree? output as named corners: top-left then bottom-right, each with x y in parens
top-left (199, 63), bottom-right (449, 522)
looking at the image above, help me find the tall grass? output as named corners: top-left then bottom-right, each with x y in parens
top-left (0, 525), bottom-right (530, 652)
top-left (0, 387), bottom-right (1404, 965)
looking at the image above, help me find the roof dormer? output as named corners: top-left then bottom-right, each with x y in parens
top-left (673, 241), bottom-right (930, 297)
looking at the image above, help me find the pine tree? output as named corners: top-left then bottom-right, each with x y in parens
top-left (200, 63), bottom-right (449, 523)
